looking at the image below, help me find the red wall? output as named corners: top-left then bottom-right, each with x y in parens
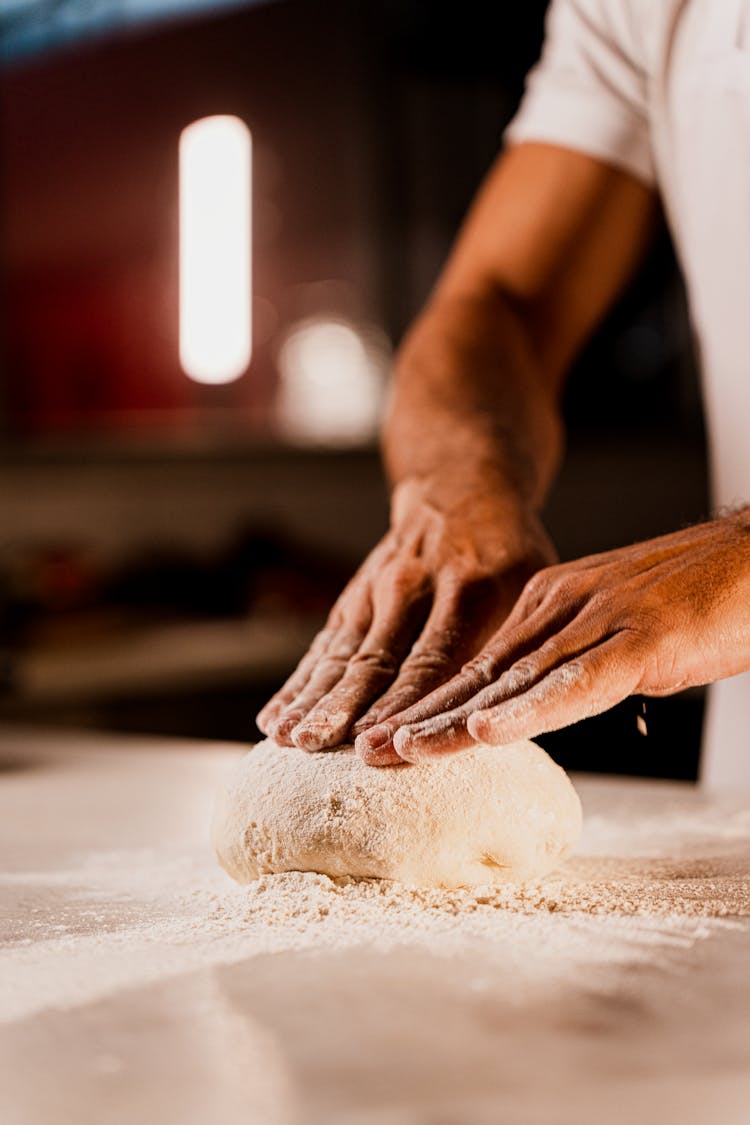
top-left (1, 0), bottom-right (378, 436)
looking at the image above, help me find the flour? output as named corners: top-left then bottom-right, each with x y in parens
top-left (2, 745), bottom-right (749, 1027)
top-left (2, 736), bottom-right (750, 1125)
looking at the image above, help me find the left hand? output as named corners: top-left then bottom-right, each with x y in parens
top-left (354, 509), bottom-right (750, 764)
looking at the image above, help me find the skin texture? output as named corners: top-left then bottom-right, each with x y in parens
top-left (258, 481), bottom-right (556, 760)
top-left (355, 510), bottom-right (750, 764)
top-left (257, 141), bottom-right (702, 762)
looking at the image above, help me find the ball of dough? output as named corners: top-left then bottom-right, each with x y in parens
top-left (212, 738), bottom-right (582, 889)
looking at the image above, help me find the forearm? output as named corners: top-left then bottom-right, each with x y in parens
top-left (382, 287), bottom-right (564, 514)
top-left (261, 145), bottom-right (658, 756)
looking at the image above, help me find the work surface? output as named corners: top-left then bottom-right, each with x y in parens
top-left (1, 728), bottom-right (749, 1125)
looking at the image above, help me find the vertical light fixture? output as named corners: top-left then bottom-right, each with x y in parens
top-left (179, 115), bottom-right (252, 384)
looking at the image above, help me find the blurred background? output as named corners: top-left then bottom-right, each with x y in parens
top-left (0, 0), bottom-right (708, 777)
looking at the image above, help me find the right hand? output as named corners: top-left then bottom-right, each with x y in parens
top-left (256, 475), bottom-right (557, 763)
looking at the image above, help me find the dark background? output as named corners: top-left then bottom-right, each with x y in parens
top-left (0, 0), bottom-right (708, 777)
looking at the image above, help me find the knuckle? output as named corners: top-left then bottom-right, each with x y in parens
top-left (556, 659), bottom-right (593, 695)
top-left (403, 647), bottom-right (455, 677)
top-left (313, 652), bottom-right (350, 680)
top-left (332, 628), bottom-right (366, 654)
top-left (585, 587), bottom-right (617, 618)
top-left (538, 635), bottom-right (563, 661)
top-left (325, 604), bottom-right (348, 632)
top-left (461, 649), bottom-right (502, 683)
top-left (513, 655), bottom-right (541, 679)
top-left (500, 657), bottom-right (539, 693)
top-left (547, 573), bottom-right (580, 606)
top-left (349, 647), bottom-right (398, 678)
top-left (330, 592), bottom-right (373, 636)
top-left (309, 624), bottom-right (336, 653)
top-left (522, 567), bottom-right (555, 604)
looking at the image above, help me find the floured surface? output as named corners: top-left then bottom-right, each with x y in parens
top-left (1, 727), bottom-right (750, 1125)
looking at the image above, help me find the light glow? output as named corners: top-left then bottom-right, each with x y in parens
top-left (179, 115), bottom-right (252, 384)
top-left (277, 316), bottom-right (389, 445)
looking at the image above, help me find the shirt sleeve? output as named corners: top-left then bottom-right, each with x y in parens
top-left (504, 0), bottom-right (655, 186)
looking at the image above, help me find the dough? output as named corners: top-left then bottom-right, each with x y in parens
top-left (212, 738), bottom-right (582, 888)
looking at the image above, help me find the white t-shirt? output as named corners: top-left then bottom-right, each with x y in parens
top-left (505, 0), bottom-right (750, 790)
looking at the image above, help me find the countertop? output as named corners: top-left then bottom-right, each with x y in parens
top-left (1, 726), bottom-right (749, 1125)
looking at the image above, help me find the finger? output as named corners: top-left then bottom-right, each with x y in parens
top-left (351, 587), bottom-right (470, 738)
top-left (468, 610), bottom-right (612, 702)
top-left (503, 563), bottom-right (598, 631)
top-left (291, 584), bottom-right (432, 750)
top-left (355, 675), bottom-right (485, 764)
top-left (269, 625), bottom-right (369, 745)
top-left (467, 632), bottom-right (641, 745)
top-left (260, 538), bottom-right (397, 738)
top-left (356, 657), bottom-right (508, 764)
top-left (392, 709), bottom-right (477, 761)
top-left (355, 595), bottom-right (580, 762)
top-left (357, 740), bottom-right (405, 767)
top-left (382, 611), bottom-right (616, 762)
top-left (256, 626), bottom-right (337, 734)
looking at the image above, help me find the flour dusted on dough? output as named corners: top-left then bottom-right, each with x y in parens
top-left (211, 738), bottom-right (582, 889)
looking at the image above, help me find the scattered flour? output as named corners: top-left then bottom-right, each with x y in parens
top-left (1, 767), bottom-right (749, 1026)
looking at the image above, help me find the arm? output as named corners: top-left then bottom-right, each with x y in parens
top-left (384, 139), bottom-right (658, 504)
top-left (257, 142), bottom-right (657, 757)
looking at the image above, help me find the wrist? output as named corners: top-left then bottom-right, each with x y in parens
top-left (384, 292), bottom-right (565, 507)
top-left (390, 474), bottom-right (556, 570)
top-left (391, 468), bottom-right (534, 521)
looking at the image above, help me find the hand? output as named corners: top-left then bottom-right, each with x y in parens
top-left (256, 476), bottom-right (556, 759)
top-left (354, 510), bottom-right (750, 763)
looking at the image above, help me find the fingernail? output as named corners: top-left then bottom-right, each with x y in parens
top-left (290, 723), bottom-right (317, 747)
top-left (358, 742), bottom-right (405, 767)
top-left (270, 716), bottom-right (299, 743)
top-left (294, 718), bottom-right (344, 751)
top-left (466, 712), bottom-right (492, 742)
top-left (466, 715), bottom-right (482, 739)
top-left (392, 726), bottom-right (425, 762)
top-left (350, 718), bottom-right (374, 739)
top-left (256, 708), bottom-right (276, 733)
top-left (355, 724), bottom-right (391, 753)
